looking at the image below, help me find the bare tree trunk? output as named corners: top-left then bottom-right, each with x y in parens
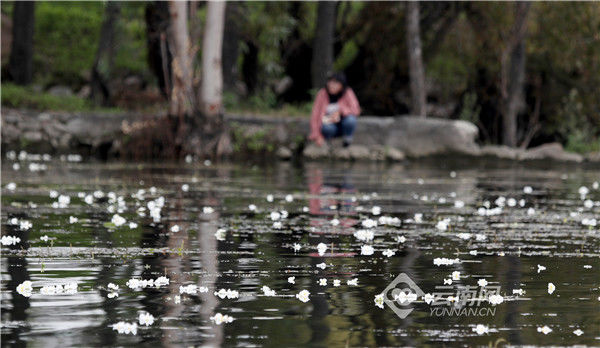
top-left (8, 2), bottom-right (35, 85)
top-left (200, 1), bottom-right (226, 117)
top-left (90, 1), bottom-right (120, 106)
top-left (167, 1), bottom-right (194, 117)
top-left (311, 1), bottom-right (337, 89)
top-left (145, 2), bottom-right (172, 98)
top-left (406, 1), bottom-right (426, 117)
top-left (500, 1), bottom-right (530, 147)
top-left (222, 2), bottom-right (241, 91)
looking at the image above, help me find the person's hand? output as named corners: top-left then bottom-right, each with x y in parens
top-left (331, 111), bottom-right (341, 123)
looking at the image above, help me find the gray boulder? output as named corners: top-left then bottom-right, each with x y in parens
top-left (519, 142), bottom-right (583, 162)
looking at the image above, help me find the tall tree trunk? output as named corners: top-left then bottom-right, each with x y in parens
top-left (8, 2), bottom-right (35, 85)
top-left (167, 1), bottom-right (194, 117)
top-left (145, 2), bottom-right (172, 98)
top-left (222, 2), bottom-right (241, 91)
top-left (90, 1), bottom-right (120, 106)
top-left (406, 1), bottom-right (427, 117)
top-left (311, 1), bottom-right (337, 89)
top-left (500, 1), bottom-right (530, 147)
top-left (200, 1), bottom-right (226, 117)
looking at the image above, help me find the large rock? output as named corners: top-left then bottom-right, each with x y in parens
top-left (479, 145), bottom-right (523, 160)
top-left (519, 142), bottom-right (583, 163)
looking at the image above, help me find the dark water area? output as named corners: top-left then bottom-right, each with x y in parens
top-left (1, 157), bottom-right (599, 347)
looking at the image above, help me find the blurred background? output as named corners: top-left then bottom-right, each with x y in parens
top-left (1, 1), bottom-right (599, 153)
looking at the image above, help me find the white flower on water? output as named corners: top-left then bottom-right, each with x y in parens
top-left (457, 233), bottom-right (471, 240)
top-left (84, 195), bottom-right (94, 205)
top-left (317, 243), bottom-right (327, 256)
top-left (272, 221), bottom-right (283, 229)
top-left (573, 329), bottom-right (583, 336)
top-left (210, 313), bottom-right (234, 325)
top-left (108, 283), bottom-right (119, 291)
top-left (414, 213), bottom-right (423, 223)
top-left (361, 245), bottom-right (374, 256)
top-left (181, 184), bottom-right (189, 192)
top-left (579, 186), bottom-right (589, 197)
top-left (285, 194), bottom-right (294, 202)
top-left (111, 214), bottom-right (126, 227)
top-left (444, 278), bottom-right (452, 285)
top-left (128, 222), bottom-right (138, 229)
top-left (537, 325), bottom-right (552, 335)
top-left (16, 281), bottom-right (33, 297)
top-left (473, 324), bottom-right (489, 335)
top-left (49, 190), bottom-right (59, 198)
top-left (138, 312), bottom-right (155, 326)
top-left (296, 290), bottom-right (310, 303)
top-left (270, 211), bottom-right (281, 221)
top-left (361, 219), bottom-right (377, 229)
top-left (423, 293), bottom-right (435, 304)
top-left (548, 282), bottom-right (556, 294)
top-left (40, 235), bottom-right (49, 242)
top-left (512, 289), bottom-right (525, 296)
top-left (248, 204), bottom-right (257, 211)
top-left (374, 294), bottom-right (384, 309)
top-left (397, 235), bottom-right (406, 243)
top-left (6, 182), bottom-right (17, 191)
top-left (470, 250), bottom-right (478, 256)
top-left (316, 263), bottom-right (326, 270)
top-left (394, 291), bottom-right (417, 304)
top-left (354, 229), bottom-right (374, 242)
top-left (372, 206), bottom-right (381, 215)
top-left (454, 200), bottom-right (465, 208)
top-left (179, 284), bottom-right (198, 295)
top-left (155, 276), bottom-right (169, 288)
top-left (488, 294), bottom-right (504, 305)
top-left (537, 264), bottom-right (546, 273)
top-left (436, 219), bottom-right (450, 231)
top-left (523, 186), bottom-right (533, 194)
top-left (582, 218), bottom-right (597, 227)
top-left (433, 257), bottom-right (460, 266)
top-left (347, 278), bottom-right (358, 286)
top-left (266, 194), bottom-right (274, 202)
top-left (478, 279), bottom-right (488, 287)
top-left (69, 216), bottom-right (78, 224)
top-left (215, 288), bottom-right (239, 299)
top-left (262, 286), bottom-right (276, 296)
top-left (170, 225), bottom-right (180, 233)
top-left (19, 220), bottom-right (32, 231)
top-left (451, 271), bottom-right (460, 281)
top-left (330, 218), bottom-right (340, 226)
top-left (215, 228), bottom-right (227, 241)
top-left (1, 235), bottom-right (21, 246)
top-left (382, 249), bottom-right (396, 258)
top-left (527, 207), bottom-right (536, 216)
top-left (112, 321), bottom-right (137, 335)
top-left (318, 278), bottom-right (327, 286)
top-left (203, 206), bottom-right (214, 214)
top-left (333, 279), bottom-right (341, 287)
top-left (57, 195), bottom-right (71, 208)
top-left (288, 276), bottom-right (295, 284)
top-left (292, 243), bottom-right (301, 252)
top-left (108, 291), bottom-right (118, 298)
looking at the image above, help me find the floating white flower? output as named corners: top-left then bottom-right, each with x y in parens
top-left (374, 294), bottom-right (384, 309)
top-left (262, 286), bottom-right (276, 296)
top-left (155, 276), bottom-right (170, 288)
top-left (582, 218), bottom-right (597, 227)
top-left (288, 276), bottom-right (295, 284)
top-left (40, 235), bottom-right (49, 242)
top-left (361, 219), bottom-right (377, 229)
top-left (84, 195), bottom-right (94, 205)
top-left (215, 228), bottom-right (227, 241)
top-left (138, 312), bottom-right (155, 326)
top-left (19, 220), bottom-right (32, 231)
top-left (210, 313), bottom-right (234, 325)
top-left (273, 221), bottom-right (283, 229)
top-left (333, 279), bottom-right (341, 287)
top-left (108, 291), bottom-right (118, 298)
top-left (69, 216), bottom-right (78, 224)
top-left (478, 279), bottom-right (488, 287)
top-left (203, 206), bottom-right (214, 214)
top-left (111, 214), bottom-right (126, 227)
top-left (181, 184), bottom-right (189, 192)
top-left (318, 278), bottom-right (327, 286)
top-left (317, 243), bottom-right (327, 256)
top-left (548, 282), bottom-right (556, 294)
top-left (436, 219), bottom-right (450, 231)
top-left (347, 278), bottom-right (358, 286)
top-left (316, 263), bottom-right (326, 270)
top-left (248, 204), bottom-right (257, 212)
top-left (57, 195), bottom-right (71, 208)
top-left (527, 207), bottom-right (535, 216)
top-left (444, 278), bottom-right (452, 285)
top-left (537, 325), bottom-right (552, 335)
top-left (112, 321), bottom-right (137, 335)
top-left (285, 194), bottom-right (294, 202)
top-left (292, 243), bottom-right (301, 252)
top-left (573, 329), bottom-right (583, 336)
top-left (512, 289), bottom-right (525, 296)
top-left (473, 324), bottom-right (489, 335)
top-left (423, 293), bottom-right (435, 304)
top-left (372, 206), bottom-right (381, 215)
top-left (1, 235), bottom-right (21, 246)
top-left (171, 225), bottom-right (180, 233)
top-left (174, 295), bottom-right (181, 304)
top-left (296, 290), bottom-right (310, 303)
top-left (454, 200), bottom-right (465, 208)
top-left (266, 194), bottom-right (274, 202)
top-left (579, 186), bottom-right (589, 197)
top-left (488, 294), bottom-right (504, 305)
top-left (270, 211), bottom-right (281, 221)
top-left (457, 233), bottom-right (471, 240)
top-left (361, 245), bottom-right (374, 256)
top-left (330, 218), bottom-right (340, 226)
top-left (128, 222), bottom-right (138, 229)
top-left (433, 257), bottom-right (460, 266)
top-left (414, 213), bottom-right (423, 223)
top-left (108, 283), bottom-right (119, 291)
top-left (354, 229), bottom-right (374, 242)
top-left (6, 182), bottom-right (17, 191)
top-left (382, 249), bottom-right (396, 258)
top-left (16, 281), bottom-right (33, 297)
top-left (451, 271), bottom-right (460, 281)
top-left (214, 288), bottom-right (239, 299)
top-left (397, 235), bottom-right (406, 243)
top-left (49, 190), bottom-right (59, 198)
top-left (537, 264), bottom-right (546, 273)
top-left (470, 250), bottom-right (478, 255)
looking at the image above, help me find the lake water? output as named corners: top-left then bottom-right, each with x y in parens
top-left (1, 157), bottom-right (599, 347)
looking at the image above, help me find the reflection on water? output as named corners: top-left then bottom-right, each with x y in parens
top-left (1, 158), bottom-right (599, 347)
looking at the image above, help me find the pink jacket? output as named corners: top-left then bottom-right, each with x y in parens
top-left (309, 87), bottom-right (361, 142)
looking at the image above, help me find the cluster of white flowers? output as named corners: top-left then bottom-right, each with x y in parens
top-left (107, 283), bottom-right (119, 298)
top-left (488, 294), bottom-right (504, 305)
top-left (382, 249), bottom-right (396, 258)
top-left (210, 313), bottom-right (234, 325)
top-left (361, 218), bottom-right (377, 229)
top-left (262, 286), bottom-right (276, 296)
top-left (147, 197), bottom-right (165, 222)
top-left (111, 214), bottom-right (126, 227)
top-left (378, 216), bottom-right (401, 226)
top-left (16, 281), bottom-right (33, 297)
top-left (138, 312), bottom-right (155, 326)
top-left (126, 276), bottom-right (169, 290)
top-left (433, 257), bottom-right (460, 266)
top-left (1, 235), bottom-right (21, 246)
top-left (179, 284), bottom-right (208, 295)
top-left (436, 218), bottom-right (451, 231)
top-left (354, 229), bottom-right (374, 242)
top-left (214, 288), bottom-right (239, 299)
top-left (537, 325), bottom-right (552, 335)
top-left (360, 245), bottom-right (374, 255)
top-left (582, 218), bottom-right (597, 227)
top-left (112, 321), bottom-right (138, 335)
top-left (40, 282), bottom-right (78, 295)
top-left (317, 243), bottom-right (327, 256)
top-left (473, 324), bottom-right (489, 335)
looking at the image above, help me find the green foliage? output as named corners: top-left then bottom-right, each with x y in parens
top-left (458, 92), bottom-right (481, 124)
top-left (1, 83), bottom-right (119, 112)
top-left (558, 89), bottom-right (600, 154)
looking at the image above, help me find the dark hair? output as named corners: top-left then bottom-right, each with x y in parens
top-left (326, 71), bottom-right (347, 88)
